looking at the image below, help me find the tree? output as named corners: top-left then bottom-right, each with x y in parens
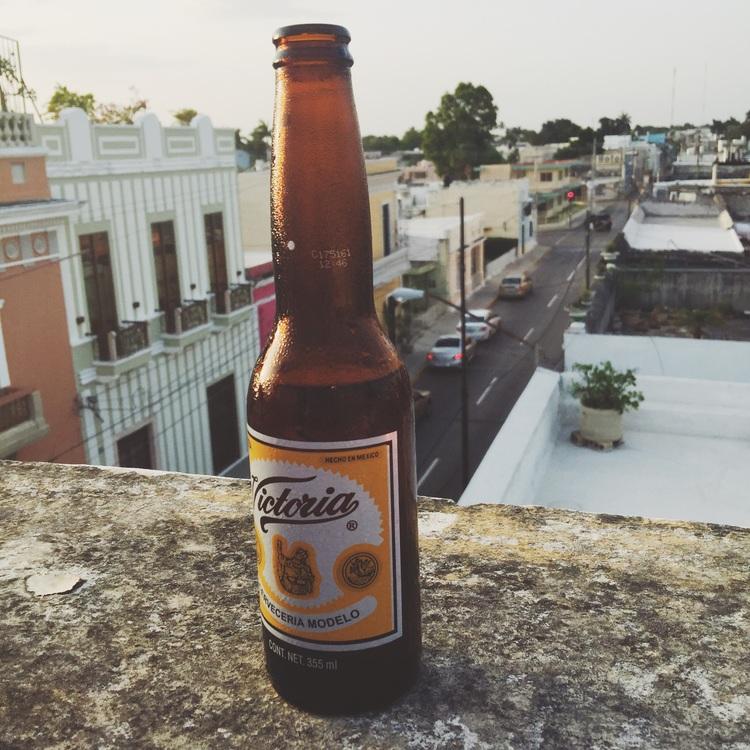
top-left (96, 89), bottom-right (148, 124)
top-left (501, 126), bottom-right (538, 147)
top-left (248, 120), bottom-right (272, 161)
top-left (554, 127), bottom-right (597, 159)
top-left (361, 134), bottom-right (400, 154)
top-left (598, 112), bottom-right (631, 137)
top-left (536, 118), bottom-right (584, 145)
top-left (173, 107), bottom-right (198, 126)
top-left (46, 84), bottom-right (147, 124)
top-left (400, 126), bottom-right (422, 150)
top-left (421, 82), bottom-right (501, 180)
top-left (47, 84), bottom-right (96, 119)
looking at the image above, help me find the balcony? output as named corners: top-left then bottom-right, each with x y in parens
top-left (0, 112), bottom-right (34, 149)
top-left (92, 321), bottom-right (151, 379)
top-left (161, 300), bottom-right (212, 351)
top-left (0, 387), bottom-right (49, 458)
top-left (211, 283), bottom-right (254, 327)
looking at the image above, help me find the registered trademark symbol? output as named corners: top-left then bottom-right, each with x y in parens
top-left (346, 520), bottom-right (358, 531)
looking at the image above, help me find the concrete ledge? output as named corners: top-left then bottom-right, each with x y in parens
top-left (461, 368), bottom-right (560, 506)
top-left (1, 461), bottom-right (748, 748)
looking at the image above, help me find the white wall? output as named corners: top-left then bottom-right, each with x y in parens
top-left (564, 331), bottom-right (750, 383)
top-left (41, 111), bottom-right (244, 349)
top-left (460, 368), bottom-right (560, 506)
top-left (37, 110), bottom-right (258, 476)
top-left (79, 311), bottom-right (260, 474)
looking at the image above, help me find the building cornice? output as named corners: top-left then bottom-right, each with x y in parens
top-left (45, 158), bottom-right (237, 179)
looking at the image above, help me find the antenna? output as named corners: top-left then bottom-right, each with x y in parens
top-left (670, 67), bottom-right (677, 127)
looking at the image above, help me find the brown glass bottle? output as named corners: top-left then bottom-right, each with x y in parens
top-left (246, 24), bottom-right (421, 714)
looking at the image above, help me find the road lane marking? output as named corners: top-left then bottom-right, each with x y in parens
top-left (554, 236), bottom-right (565, 246)
top-left (566, 270), bottom-right (575, 282)
top-left (524, 327), bottom-right (535, 341)
top-left (418, 458), bottom-right (440, 489)
top-left (476, 376), bottom-right (499, 406)
top-left (547, 294), bottom-right (559, 308)
top-left (576, 258), bottom-right (584, 270)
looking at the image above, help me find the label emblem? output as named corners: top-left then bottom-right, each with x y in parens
top-left (249, 428), bottom-right (401, 652)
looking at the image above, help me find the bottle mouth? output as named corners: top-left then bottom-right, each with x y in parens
top-left (273, 23), bottom-right (353, 68)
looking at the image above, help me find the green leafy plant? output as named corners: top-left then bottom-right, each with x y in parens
top-left (570, 361), bottom-right (644, 413)
top-left (675, 308), bottom-right (724, 339)
top-left (0, 54), bottom-right (36, 112)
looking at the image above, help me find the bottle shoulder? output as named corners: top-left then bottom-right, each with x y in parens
top-left (251, 316), bottom-right (403, 388)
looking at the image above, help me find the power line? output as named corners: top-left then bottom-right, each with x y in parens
top-left (47, 335), bottom-right (257, 463)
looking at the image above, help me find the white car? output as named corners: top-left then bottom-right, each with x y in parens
top-left (455, 309), bottom-right (501, 342)
top-left (426, 335), bottom-right (477, 368)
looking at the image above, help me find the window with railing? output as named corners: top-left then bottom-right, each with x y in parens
top-left (0, 387), bottom-right (31, 432)
top-left (80, 232), bottom-right (119, 358)
top-left (204, 211), bottom-right (228, 300)
top-left (93, 321), bottom-right (149, 362)
top-left (162, 299), bottom-right (209, 336)
top-left (151, 220), bottom-right (181, 333)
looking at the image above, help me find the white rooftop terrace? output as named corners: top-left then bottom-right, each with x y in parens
top-left (400, 213), bottom-right (483, 240)
top-left (624, 201), bottom-right (744, 253)
top-left (460, 331), bottom-right (750, 528)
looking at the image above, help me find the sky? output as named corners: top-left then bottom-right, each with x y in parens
top-left (4, 0), bottom-right (750, 137)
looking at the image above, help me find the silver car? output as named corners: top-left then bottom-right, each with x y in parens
top-left (456, 308), bottom-right (501, 342)
top-left (426, 335), bottom-right (477, 368)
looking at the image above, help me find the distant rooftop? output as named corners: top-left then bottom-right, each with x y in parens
top-left (623, 200), bottom-right (743, 253)
top-left (400, 213), bottom-right (483, 239)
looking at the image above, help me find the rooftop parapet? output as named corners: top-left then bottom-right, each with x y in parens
top-left (1, 461), bottom-right (748, 747)
top-left (34, 108), bottom-right (236, 169)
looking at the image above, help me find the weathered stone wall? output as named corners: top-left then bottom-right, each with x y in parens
top-left (1, 461), bottom-right (748, 749)
top-left (615, 267), bottom-right (750, 311)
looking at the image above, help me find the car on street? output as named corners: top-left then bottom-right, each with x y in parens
top-left (499, 272), bottom-right (533, 299)
top-left (591, 210), bottom-right (612, 232)
top-left (455, 308), bottom-right (501, 342)
top-left (413, 389), bottom-right (432, 420)
top-left (425, 335), bottom-right (477, 368)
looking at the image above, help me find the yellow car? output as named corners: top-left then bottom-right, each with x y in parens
top-left (499, 272), bottom-right (533, 299)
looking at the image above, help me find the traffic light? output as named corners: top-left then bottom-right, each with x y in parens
top-left (566, 190), bottom-right (576, 203)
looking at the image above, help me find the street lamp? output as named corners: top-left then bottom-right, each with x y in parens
top-left (385, 287), bottom-right (426, 345)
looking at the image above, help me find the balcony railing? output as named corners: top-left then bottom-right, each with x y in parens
top-left (177, 299), bottom-right (209, 334)
top-left (162, 300), bottom-right (209, 335)
top-left (213, 283), bottom-right (253, 315)
top-left (94, 321), bottom-right (150, 362)
top-left (0, 387), bottom-right (32, 432)
top-left (0, 112), bottom-right (34, 148)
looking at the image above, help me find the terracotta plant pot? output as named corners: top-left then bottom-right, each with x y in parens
top-left (580, 405), bottom-right (622, 444)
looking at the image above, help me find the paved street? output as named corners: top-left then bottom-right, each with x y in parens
top-left (412, 201), bottom-right (629, 501)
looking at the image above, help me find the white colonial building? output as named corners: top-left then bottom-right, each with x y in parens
top-left (37, 108), bottom-right (259, 475)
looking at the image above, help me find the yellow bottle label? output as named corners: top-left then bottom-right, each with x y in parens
top-left (248, 427), bottom-right (402, 652)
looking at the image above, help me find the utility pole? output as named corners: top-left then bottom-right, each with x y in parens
top-left (459, 197), bottom-right (469, 492)
top-left (585, 212), bottom-right (592, 293)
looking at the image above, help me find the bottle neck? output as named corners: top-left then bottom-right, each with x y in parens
top-left (271, 63), bottom-right (376, 326)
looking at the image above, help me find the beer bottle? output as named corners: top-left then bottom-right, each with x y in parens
top-left (247, 24), bottom-right (421, 713)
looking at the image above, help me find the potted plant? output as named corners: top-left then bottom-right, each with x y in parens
top-left (570, 361), bottom-right (644, 444)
